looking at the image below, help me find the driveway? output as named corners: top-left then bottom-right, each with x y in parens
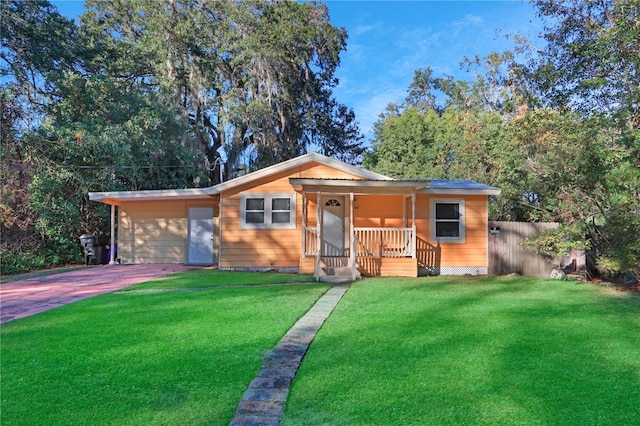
top-left (0, 264), bottom-right (200, 324)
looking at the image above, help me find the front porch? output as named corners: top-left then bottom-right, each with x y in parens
top-left (301, 227), bottom-right (418, 278)
top-left (290, 178), bottom-right (431, 281)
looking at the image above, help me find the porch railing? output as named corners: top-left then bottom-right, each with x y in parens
top-left (355, 227), bottom-right (414, 257)
top-left (303, 226), bottom-right (415, 258)
top-left (304, 226), bottom-right (318, 256)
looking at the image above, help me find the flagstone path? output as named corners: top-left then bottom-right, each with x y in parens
top-left (229, 283), bottom-right (351, 426)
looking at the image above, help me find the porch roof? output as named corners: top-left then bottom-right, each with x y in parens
top-left (289, 178), bottom-right (501, 196)
top-left (289, 178), bottom-right (429, 194)
top-left (421, 180), bottom-right (501, 196)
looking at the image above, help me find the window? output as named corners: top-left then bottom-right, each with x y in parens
top-left (271, 197), bottom-right (291, 224)
top-left (241, 193), bottom-right (296, 229)
top-left (245, 198), bottom-right (265, 224)
top-left (431, 200), bottom-right (465, 243)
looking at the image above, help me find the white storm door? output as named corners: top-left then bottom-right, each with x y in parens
top-left (188, 207), bottom-right (214, 265)
top-left (322, 197), bottom-right (345, 256)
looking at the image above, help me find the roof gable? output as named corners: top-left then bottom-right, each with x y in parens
top-left (212, 152), bottom-right (392, 194)
top-left (89, 153), bottom-right (500, 204)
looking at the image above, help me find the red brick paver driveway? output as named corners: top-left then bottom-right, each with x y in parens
top-left (0, 264), bottom-right (200, 324)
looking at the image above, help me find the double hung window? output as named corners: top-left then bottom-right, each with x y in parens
top-left (431, 200), bottom-right (465, 243)
top-left (241, 193), bottom-right (296, 229)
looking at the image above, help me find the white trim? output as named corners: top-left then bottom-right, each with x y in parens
top-left (301, 191), bottom-right (307, 256)
top-left (89, 187), bottom-right (216, 202)
top-left (109, 205), bottom-right (116, 264)
top-left (486, 197), bottom-right (490, 274)
top-left (218, 196), bottom-right (223, 265)
top-left (240, 193), bottom-right (297, 229)
top-left (430, 199), bottom-right (466, 244)
top-left (316, 192), bottom-right (322, 280)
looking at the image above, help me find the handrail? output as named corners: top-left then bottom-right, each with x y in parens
top-left (304, 226), bottom-right (318, 256)
top-left (304, 226), bottom-right (415, 258)
top-left (354, 227), bottom-right (414, 257)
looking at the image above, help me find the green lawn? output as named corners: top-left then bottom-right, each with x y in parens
top-left (1, 272), bottom-right (329, 425)
top-left (3, 273), bottom-right (639, 425)
top-left (283, 276), bottom-right (640, 425)
top-left (125, 269), bottom-right (315, 291)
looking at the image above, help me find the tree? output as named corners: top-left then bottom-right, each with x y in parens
top-left (367, 2), bottom-right (640, 277)
top-left (1, 0), bottom-right (83, 271)
top-left (81, 0), bottom-right (363, 177)
top-left (363, 108), bottom-right (451, 178)
top-left (526, 0), bottom-right (640, 129)
top-left (518, 0), bottom-right (640, 277)
top-left (365, 56), bottom-right (529, 220)
top-left (1, 0), bottom-right (365, 273)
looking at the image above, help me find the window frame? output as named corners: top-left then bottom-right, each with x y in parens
top-left (430, 199), bottom-right (466, 243)
top-left (240, 193), bottom-right (297, 229)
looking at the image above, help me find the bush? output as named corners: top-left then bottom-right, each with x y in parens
top-left (0, 242), bottom-right (82, 275)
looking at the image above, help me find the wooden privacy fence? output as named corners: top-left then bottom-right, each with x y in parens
top-left (488, 221), bottom-right (559, 277)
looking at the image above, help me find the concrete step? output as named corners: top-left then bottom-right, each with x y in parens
top-left (316, 257), bottom-right (361, 281)
top-left (319, 276), bottom-right (354, 283)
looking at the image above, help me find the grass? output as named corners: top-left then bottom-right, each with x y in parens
top-left (4, 272), bottom-right (639, 425)
top-left (1, 271), bottom-right (329, 425)
top-left (124, 269), bottom-right (316, 291)
top-left (282, 276), bottom-right (640, 425)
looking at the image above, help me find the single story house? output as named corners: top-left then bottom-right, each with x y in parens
top-left (89, 153), bottom-right (500, 280)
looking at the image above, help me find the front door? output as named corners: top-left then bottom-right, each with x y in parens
top-left (187, 207), bottom-right (214, 265)
top-left (322, 196), bottom-right (345, 256)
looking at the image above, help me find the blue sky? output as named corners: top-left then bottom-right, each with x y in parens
top-left (52, 0), bottom-right (543, 139)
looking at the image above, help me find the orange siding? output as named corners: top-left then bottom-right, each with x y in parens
top-left (357, 257), bottom-right (417, 277)
top-left (220, 161), bottom-right (365, 268)
top-left (299, 257), bottom-right (315, 274)
top-left (380, 258), bottom-right (418, 277)
top-left (219, 159), bottom-right (490, 273)
top-left (305, 194), bottom-right (407, 228)
top-left (415, 194), bottom-right (488, 268)
top-left (119, 200), bottom-right (218, 264)
top-left (354, 195), bottom-right (405, 228)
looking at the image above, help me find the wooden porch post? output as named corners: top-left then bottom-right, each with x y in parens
top-left (403, 196), bottom-right (408, 228)
top-left (109, 204), bottom-right (116, 264)
top-left (301, 191), bottom-right (307, 256)
top-left (350, 192), bottom-right (355, 279)
top-left (218, 195), bottom-right (223, 268)
top-left (315, 192), bottom-right (322, 279)
top-left (411, 190), bottom-right (417, 259)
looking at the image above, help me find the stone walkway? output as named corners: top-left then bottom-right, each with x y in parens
top-left (230, 283), bottom-right (351, 426)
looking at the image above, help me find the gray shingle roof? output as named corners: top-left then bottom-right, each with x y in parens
top-left (429, 180), bottom-right (498, 190)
